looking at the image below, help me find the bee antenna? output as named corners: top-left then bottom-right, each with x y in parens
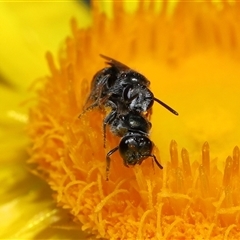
top-left (153, 97), bottom-right (179, 116)
top-left (151, 154), bottom-right (163, 169)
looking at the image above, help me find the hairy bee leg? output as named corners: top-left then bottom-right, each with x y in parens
top-left (78, 102), bottom-right (99, 118)
top-left (106, 146), bottom-right (119, 181)
top-left (78, 92), bottom-right (113, 119)
top-left (103, 110), bottom-right (117, 148)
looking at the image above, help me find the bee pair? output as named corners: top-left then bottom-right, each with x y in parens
top-left (80, 55), bottom-right (178, 180)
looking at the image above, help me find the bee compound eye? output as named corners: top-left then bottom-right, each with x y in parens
top-left (119, 136), bottom-right (136, 165)
top-left (119, 136), bottom-right (136, 155)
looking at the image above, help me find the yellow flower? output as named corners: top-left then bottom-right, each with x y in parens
top-left (29, 1), bottom-right (240, 238)
top-left (2, 0), bottom-right (240, 239)
top-left (0, 2), bottom-right (90, 239)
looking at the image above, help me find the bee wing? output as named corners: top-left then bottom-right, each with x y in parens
top-left (83, 74), bottom-right (111, 110)
top-left (100, 54), bottom-right (130, 71)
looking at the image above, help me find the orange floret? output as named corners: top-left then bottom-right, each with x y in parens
top-left (28, 1), bottom-right (240, 239)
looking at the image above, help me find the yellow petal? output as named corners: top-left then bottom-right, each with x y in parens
top-left (0, 2), bottom-right (90, 90)
top-left (0, 3), bottom-right (91, 239)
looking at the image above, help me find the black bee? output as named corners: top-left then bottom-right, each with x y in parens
top-left (81, 55), bottom-right (178, 180)
top-left (105, 111), bottom-right (163, 180)
top-left (81, 54), bottom-right (178, 116)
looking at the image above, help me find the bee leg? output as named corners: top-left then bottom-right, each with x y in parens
top-left (106, 146), bottom-right (119, 181)
top-left (79, 93), bottom-right (112, 119)
top-left (122, 86), bottom-right (138, 103)
top-left (103, 110), bottom-right (117, 148)
top-left (78, 102), bottom-right (99, 118)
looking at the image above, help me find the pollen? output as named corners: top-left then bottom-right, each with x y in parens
top-left (28, 1), bottom-right (240, 239)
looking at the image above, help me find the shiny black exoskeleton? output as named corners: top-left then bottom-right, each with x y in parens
top-left (81, 55), bottom-right (178, 180)
top-left (82, 54), bottom-right (178, 116)
top-left (105, 111), bottom-right (163, 180)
